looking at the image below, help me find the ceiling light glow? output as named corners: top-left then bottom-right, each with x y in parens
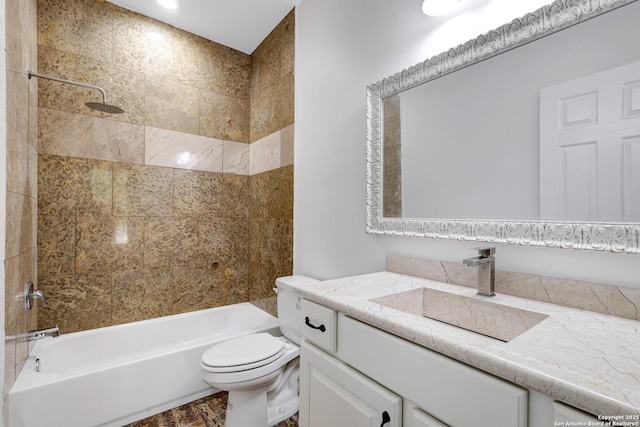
top-left (156, 0), bottom-right (179, 9)
top-left (422, 0), bottom-right (461, 16)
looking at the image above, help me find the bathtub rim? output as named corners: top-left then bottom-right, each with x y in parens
top-left (11, 302), bottom-right (280, 387)
top-left (8, 302), bottom-right (282, 427)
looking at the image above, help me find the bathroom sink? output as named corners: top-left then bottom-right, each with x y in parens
top-left (369, 287), bottom-right (548, 342)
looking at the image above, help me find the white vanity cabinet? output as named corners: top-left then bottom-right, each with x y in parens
top-left (299, 298), bottom-right (528, 427)
top-left (299, 299), bottom-right (401, 427)
top-left (300, 340), bottom-right (402, 427)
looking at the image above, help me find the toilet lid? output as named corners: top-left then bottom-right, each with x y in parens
top-left (202, 333), bottom-right (285, 369)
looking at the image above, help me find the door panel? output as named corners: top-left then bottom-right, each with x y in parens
top-left (540, 60), bottom-right (640, 221)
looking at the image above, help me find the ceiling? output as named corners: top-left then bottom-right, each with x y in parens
top-left (106, 0), bottom-right (302, 55)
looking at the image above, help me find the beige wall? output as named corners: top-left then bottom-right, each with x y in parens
top-left (382, 95), bottom-right (401, 218)
top-left (36, 0), bottom-right (294, 333)
top-left (248, 10), bottom-right (295, 303)
top-left (251, 10), bottom-right (295, 141)
top-left (4, 0), bottom-right (38, 403)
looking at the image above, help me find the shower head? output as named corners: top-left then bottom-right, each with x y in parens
top-left (85, 102), bottom-right (125, 114)
top-left (28, 69), bottom-right (125, 114)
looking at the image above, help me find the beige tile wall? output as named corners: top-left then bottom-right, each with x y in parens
top-left (36, 0), bottom-right (295, 333)
top-left (250, 10), bottom-right (295, 142)
top-left (37, 0), bottom-right (250, 139)
top-left (249, 166), bottom-right (294, 302)
top-left (38, 156), bottom-right (253, 330)
top-left (248, 10), bottom-right (295, 307)
top-left (4, 0), bottom-right (38, 403)
top-left (383, 95), bottom-right (402, 217)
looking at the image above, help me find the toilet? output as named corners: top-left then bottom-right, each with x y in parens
top-left (201, 275), bottom-right (318, 427)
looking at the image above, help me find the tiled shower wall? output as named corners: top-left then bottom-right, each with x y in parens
top-left (4, 0), bottom-right (38, 401)
top-left (36, 0), bottom-right (294, 333)
top-left (383, 95), bottom-right (401, 218)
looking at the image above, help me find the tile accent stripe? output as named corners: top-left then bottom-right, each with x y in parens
top-left (145, 126), bottom-right (224, 172)
top-left (38, 107), bottom-right (293, 176)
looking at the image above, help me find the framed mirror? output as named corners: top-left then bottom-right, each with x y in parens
top-left (366, 0), bottom-right (640, 253)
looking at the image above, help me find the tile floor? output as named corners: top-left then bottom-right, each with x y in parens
top-left (125, 392), bottom-right (299, 427)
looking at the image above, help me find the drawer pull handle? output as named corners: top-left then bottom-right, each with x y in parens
top-left (380, 410), bottom-right (391, 427)
top-left (304, 316), bottom-right (326, 332)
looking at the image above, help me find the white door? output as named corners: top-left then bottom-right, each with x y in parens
top-left (299, 340), bottom-right (402, 427)
top-left (540, 60), bottom-right (640, 222)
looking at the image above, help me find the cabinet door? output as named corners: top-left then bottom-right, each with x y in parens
top-left (553, 401), bottom-right (599, 423)
top-left (299, 339), bottom-right (402, 427)
top-left (411, 407), bottom-right (449, 427)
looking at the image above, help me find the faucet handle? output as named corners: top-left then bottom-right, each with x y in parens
top-left (24, 281), bottom-right (48, 310)
top-left (471, 246), bottom-right (495, 257)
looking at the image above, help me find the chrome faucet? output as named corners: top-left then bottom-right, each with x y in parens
top-left (463, 246), bottom-right (496, 297)
top-left (27, 326), bottom-right (60, 341)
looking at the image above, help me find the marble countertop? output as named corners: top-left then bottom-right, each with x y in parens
top-left (291, 271), bottom-right (640, 417)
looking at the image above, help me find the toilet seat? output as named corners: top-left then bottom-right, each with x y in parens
top-left (202, 333), bottom-right (285, 373)
top-left (201, 336), bottom-right (299, 386)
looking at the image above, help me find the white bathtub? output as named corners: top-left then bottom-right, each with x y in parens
top-left (8, 303), bottom-right (280, 427)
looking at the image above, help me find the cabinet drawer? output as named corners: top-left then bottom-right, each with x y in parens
top-left (337, 314), bottom-right (528, 427)
top-left (301, 299), bottom-right (337, 353)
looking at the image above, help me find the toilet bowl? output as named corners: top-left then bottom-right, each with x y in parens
top-left (200, 275), bottom-right (318, 427)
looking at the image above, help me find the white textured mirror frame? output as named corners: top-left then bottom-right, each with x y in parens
top-left (365, 0), bottom-right (640, 253)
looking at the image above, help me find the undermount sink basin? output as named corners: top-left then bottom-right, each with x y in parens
top-left (369, 287), bottom-right (548, 342)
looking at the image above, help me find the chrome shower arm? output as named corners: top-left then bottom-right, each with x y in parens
top-left (27, 68), bottom-right (109, 104)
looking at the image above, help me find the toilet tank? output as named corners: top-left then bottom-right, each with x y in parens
top-left (276, 275), bottom-right (319, 345)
